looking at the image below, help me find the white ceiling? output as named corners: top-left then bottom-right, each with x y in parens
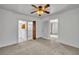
top-left (0, 4), bottom-right (79, 18)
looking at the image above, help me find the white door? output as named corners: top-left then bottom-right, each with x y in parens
top-left (18, 20), bottom-right (27, 43)
top-left (27, 22), bottom-right (33, 40)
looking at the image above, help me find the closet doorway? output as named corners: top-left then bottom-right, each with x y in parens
top-left (28, 21), bottom-right (36, 40)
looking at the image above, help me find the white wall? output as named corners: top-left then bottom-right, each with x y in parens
top-left (0, 9), bottom-right (18, 47)
top-left (57, 8), bottom-right (79, 48)
top-left (42, 8), bottom-right (79, 48)
top-left (36, 20), bottom-right (43, 38)
top-left (41, 20), bottom-right (58, 40)
top-left (41, 20), bottom-right (50, 39)
top-left (0, 8), bottom-right (42, 47)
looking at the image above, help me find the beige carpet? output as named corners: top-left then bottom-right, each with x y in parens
top-left (0, 38), bottom-right (79, 55)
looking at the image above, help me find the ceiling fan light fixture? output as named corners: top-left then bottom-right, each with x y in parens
top-left (36, 10), bottom-right (44, 15)
top-left (31, 4), bottom-right (50, 16)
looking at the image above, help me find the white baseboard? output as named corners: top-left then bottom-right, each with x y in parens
top-left (56, 40), bottom-right (79, 48)
top-left (0, 42), bottom-right (17, 48)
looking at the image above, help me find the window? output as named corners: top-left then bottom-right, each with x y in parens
top-left (50, 19), bottom-right (58, 38)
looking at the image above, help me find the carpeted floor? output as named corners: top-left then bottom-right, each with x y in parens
top-left (0, 38), bottom-right (79, 55)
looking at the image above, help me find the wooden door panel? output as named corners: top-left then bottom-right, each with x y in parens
top-left (33, 21), bottom-right (36, 40)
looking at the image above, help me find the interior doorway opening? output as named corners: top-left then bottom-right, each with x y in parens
top-left (33, 21), bottom-right (36, 40)
top-left (28, 21), bottom-right (36, 40)
top-left (18, 20), bottom-right (28, 43)
top-left (50, 19), bottom-right (58, 39)
top-left (18, 20), bottom-right (36, 43)
top-left (27, 21), bottom-right (33, 40)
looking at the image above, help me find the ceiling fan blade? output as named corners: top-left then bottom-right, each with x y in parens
top-left (32, 5), bottom-right (37, 8)
top-left (44, 4), bottom-right (50, 9)
top-left (31, 11), bottom-right (36, 14)
top-left (44, 11), bottom-right (50, 14)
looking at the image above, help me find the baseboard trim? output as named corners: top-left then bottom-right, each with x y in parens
top-left (37, 37), bottom-right (50, 40)
top-left (56, 40), bottom-right (79, 48)
top-left (0, 42), bottom-right (17, 48)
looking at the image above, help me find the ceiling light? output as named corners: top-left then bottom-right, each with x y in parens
top-left (31, 4), bottom-right (50, 16)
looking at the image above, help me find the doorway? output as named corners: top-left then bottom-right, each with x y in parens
top-left (33, 21), bottom-right (36, 40)
top-left (18, 20), bottom-right (28, 43)
top-left (28, 21), bottom-right (36, 40)
top-left (27, 21), bottom-right (33, 40)
top-left (18, 20), bottom-right (36, 43)
top-left (50, 19), bottom-right (58, 38)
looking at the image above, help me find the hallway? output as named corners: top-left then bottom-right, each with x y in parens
top-left (0, 38), bottom-right (79, 55)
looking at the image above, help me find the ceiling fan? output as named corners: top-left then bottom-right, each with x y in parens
top-left (31, 4), bottom-right (50, 16)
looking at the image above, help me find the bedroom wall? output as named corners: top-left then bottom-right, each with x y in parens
top-left (57, 8), bottom-right (79, 48)
top-left (41, 7), bottom-right (79, 48)
top-left (41, 20), bottom-right (50, 39)
top-left (0, 8), bottom-right (42, 47)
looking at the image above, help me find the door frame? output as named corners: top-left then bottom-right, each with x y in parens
top-left (33, 21), bottom-right (36, 40)
top-left (18, 20), bottom-right (28, 43)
